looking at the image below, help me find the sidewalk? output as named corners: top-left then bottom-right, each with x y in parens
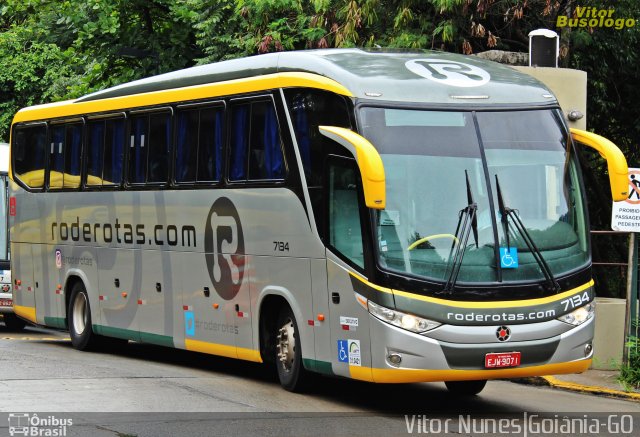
top-left (515, 369), bottom-right (640, 401)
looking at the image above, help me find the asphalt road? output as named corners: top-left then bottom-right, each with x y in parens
top-left (1, 322), bottom-right (639, 436)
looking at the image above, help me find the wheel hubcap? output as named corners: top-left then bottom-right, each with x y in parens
top-left (72, 292), bottom-right (88, 336)
top-left (276, 317), bottom-right (296, 372)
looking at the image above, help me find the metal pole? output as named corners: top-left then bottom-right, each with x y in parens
top-left (624, 233), bottom-right (635, 364)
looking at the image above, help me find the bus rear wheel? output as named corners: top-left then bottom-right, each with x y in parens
top-left (68, 282), bottom-right (99, 351)
top-left (3, 313), bottom-right (26, 331)
top-left (445, 380), bottom-right (487, 396)
top-left (275, 306), bottom-right (309, 392)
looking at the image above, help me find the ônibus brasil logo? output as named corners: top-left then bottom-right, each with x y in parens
top-left (205, 197), bottom-right (245, 300)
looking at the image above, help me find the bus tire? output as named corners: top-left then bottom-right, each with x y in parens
top-left (275, 306), bottom-right (309, 392)
top-left (445, 380), bottom-right (487, 396)
top-left (3, 313), bottom-right (27, 331)
top-left (68, 281), bottom-right (98, 351)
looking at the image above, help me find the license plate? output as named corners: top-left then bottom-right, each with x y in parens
top-left (485, 352), bottom-right (521, 368)
top-left (0, 298), bottom-right (12, 307)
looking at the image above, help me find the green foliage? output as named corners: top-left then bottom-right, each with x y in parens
top-left (619, 321), bottom-right (640, 391)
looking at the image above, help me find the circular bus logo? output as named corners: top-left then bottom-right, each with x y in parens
top-left (496, 326), bottom-right (511, 342)
top-left (205, 197), bottom-right (245, 300)
top-left (405, 59), bottom-right (490, 87)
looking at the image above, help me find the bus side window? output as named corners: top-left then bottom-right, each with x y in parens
top-left (248, 101), bottom-right (285, 180)
top-left (12, 125), bottom-right (47, 190)
top-left (175, 105), bottom-right (223, 184)
top-left (147, 113), bottom-right (171, 183)
top-left (48, 126), bottom-right (65, 190)
top-left (129, 112), bottom-right (171, 185)
top-left (87, 120), bottom-right (105, 186)
top-left (88, 118), bottom-right (125, 187)
top-left (103, 118), bottom-right (125, 186)
top-left (64, 124), bottom-right (82, 189)
top-left (229, 99), bottom-right (285, 182)
top-left (328, 157), bottom-right (365, 269)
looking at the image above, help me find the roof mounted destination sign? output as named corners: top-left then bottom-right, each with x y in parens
top-left (611, 168), bottom-right (640, 231)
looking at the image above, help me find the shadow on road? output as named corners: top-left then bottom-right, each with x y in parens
top-left (40, 337), bottom-right (527, 414)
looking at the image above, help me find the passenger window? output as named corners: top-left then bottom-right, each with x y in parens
top-left (13, 125), bottom-right (47, 189)
top-left (129, 112), bottom-right (171, 184)
top-left (49, 126), bottom-right (65, 190)
top-left (328, 158), bottom-right (365, 269)
top-left (230, 100), bottom-right (285, 181)
top-left (175, 105), bottom-right (223, 183)
top-left (87, 118), bottom-right (125, 186)
top-left (64, 124), bottom-right (82, 188)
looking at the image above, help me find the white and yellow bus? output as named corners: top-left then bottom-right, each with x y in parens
top-left (9, 50), bottom-right (627, 394)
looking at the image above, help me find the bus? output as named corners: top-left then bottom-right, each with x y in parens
top-left (9, 49), bottom-right (627, 394)
top-left (0, 142), bottom-right (24, 330)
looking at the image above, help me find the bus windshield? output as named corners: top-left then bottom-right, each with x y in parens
top-left (359, 107), bottom-right (588, 285)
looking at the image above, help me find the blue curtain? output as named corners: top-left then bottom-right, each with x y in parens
top-left (176, 113), bottom-right (189, 182)
top-left (214, 111), bottom-right (223, 180)
top-left (111, 119), bottom-right (124, 183)
top-left (69, 125), bottom-right (82, 177)
top-left (263, 105), bottom-right (283, 179)
top-left (231, 106), bottom-right (248, 180)
top-left (88, 122), bottom-right (104, 180)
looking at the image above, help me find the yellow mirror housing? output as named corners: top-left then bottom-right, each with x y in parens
top-left (570, 128), bottom-right (629, 202)
top-left (319, 126), bottom-right (385, 209)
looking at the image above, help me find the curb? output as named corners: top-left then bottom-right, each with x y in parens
top-left (515, 376), bottom-right (640, 401)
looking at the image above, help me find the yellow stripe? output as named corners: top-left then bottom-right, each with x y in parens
top-left (349, 271), bottom-right (594, 309)
top-left (184, 339), bottom-right (262, 363)
top-left (12, 72), bottom-right (353, 124)
top-left (349, 359), bottom-right (591, 383)
top-left (13, 305), bottom-right (36, 323)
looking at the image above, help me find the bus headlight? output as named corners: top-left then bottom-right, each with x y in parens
top-left (367, 300), bottom-right (440, 333)
top-left (557, 302), bottom-right (595, 326)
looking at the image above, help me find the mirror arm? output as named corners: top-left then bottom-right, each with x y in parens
top-left (570, 128), bottom-right (629, 201)
top-left (319, 126), bottom-right (386, 209)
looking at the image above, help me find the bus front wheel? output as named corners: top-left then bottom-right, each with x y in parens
top-left (445, 380), bottom-right (487, 395)
top-left (68, 282), bottom-right (98, 351)
top-left (275, 306), bottom-right (309, 392)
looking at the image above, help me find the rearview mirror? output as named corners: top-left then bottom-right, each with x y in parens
top-left (571, 128), bottom-right (628, 201)
top-left (319, 126), bottom-right (385, 209)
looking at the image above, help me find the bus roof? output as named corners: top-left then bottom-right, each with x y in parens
top-left (14, 50), bottom-right (558, 124)
top-left (77, 49), bottom-right (556, 106)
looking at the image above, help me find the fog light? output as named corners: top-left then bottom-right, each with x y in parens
top-left (388, 353), bottom-right (402, 366)
top-left (584, 343), bottom-right (593, 357)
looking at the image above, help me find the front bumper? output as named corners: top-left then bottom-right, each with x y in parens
top-left (350, 314), bottom-right (593, 383)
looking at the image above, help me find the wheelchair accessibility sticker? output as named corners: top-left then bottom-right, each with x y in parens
top-left (500, 247), bottom-right (519, 269)
top-left (338, 339), bottom-right (361, 366)
top-left (185, 311), bottom-right (195, 337)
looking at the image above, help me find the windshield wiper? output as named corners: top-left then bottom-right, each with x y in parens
top-left (494, 175), bottom-right (561, 293)
top-left (443, 171), bottom-right (478, 294)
